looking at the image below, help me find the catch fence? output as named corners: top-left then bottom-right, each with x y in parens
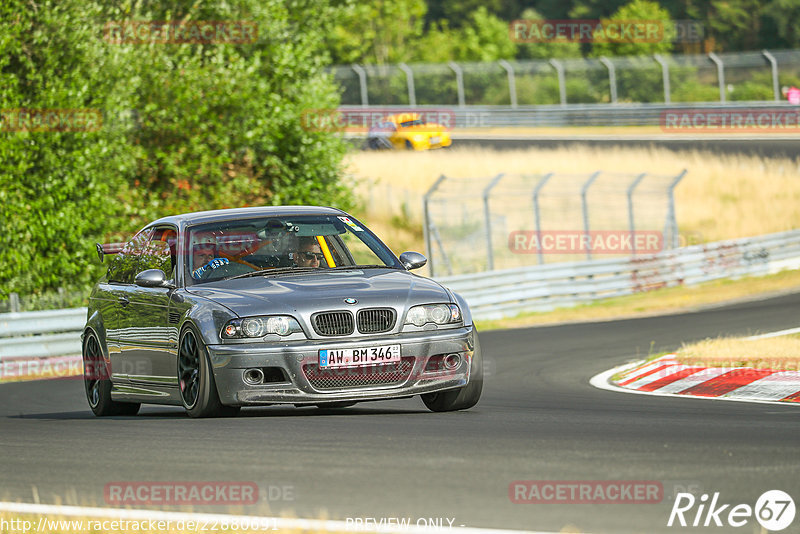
top-left (423, 170), bottom-right (686, 277)
top-left (331, 49), bottom-right (800, 108)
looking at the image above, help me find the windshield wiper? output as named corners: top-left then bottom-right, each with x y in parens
top-left (227, 267), bottom-right (319, 280)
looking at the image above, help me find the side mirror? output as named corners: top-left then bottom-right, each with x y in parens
top-left (135, 269), bottom-right (173, 288)
top-left (399, 251), bottom-right (427, 271)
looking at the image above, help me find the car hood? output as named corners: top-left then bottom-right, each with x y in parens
top-left (185, 268), bottom-right (450, 317)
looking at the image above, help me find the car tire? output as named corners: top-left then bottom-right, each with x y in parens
top-left (178, 325), bottom-right (240, 418)
top-left (421, 329), bottom-right (483, 412)
top-left (405, 140), bottom-right (414, 150)
top-left (83, 332), bottom-right (140, 416)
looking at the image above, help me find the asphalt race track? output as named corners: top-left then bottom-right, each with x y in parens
top-left (2, 293), bottom-right (800, 533)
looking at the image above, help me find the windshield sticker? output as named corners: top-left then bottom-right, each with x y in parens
top-left (338, 216), bottom-right (363, 231)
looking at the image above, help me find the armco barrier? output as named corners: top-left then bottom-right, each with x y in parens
top-left (437, 229), bottom-right (800, 320)
top-left (1, 229), bottom-right (799, 359)
top-left (0, 308), bottom-right (86, 360)
top-left (342, 101), bottom-right (800, 129)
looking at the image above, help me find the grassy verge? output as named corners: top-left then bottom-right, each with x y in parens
top-left (675, 334), bottom-right (800, 371)
top-left (473, 268), bottom-right (800, 331)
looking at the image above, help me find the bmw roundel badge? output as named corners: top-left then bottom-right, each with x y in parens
top-left (344, 298), bottom-right (357, 304)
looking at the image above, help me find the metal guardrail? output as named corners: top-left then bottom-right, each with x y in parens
top-left (0, 308), bottom-right (86, 360)
top-left (341, 101), bottom-right (800, 129)
top-left (2, 228), bottom-right (799, 358)
top-left (438, 229), bottom-right (800, 320)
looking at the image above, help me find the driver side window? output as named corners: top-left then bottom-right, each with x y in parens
top-left (107, 228), bottom-right (152, 284)
top-left (140, 227), bottom-right (177, 282)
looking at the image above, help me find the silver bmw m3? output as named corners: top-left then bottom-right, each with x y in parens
top-left (83, 206), bottom-right (482, 417)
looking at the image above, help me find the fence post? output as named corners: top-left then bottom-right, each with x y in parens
top-left (626, 173), bottom-right (647, 256)
top-left (599, 57), bottom-right (618, 104)
top-left (351, 64), bottom-right (369, 107)
top-left (448, 62), bottom-right (466, 108)
top-left (653, 54), bottom-right (671, 104)
top-left (483, 173), bottom-right (506, 271)
top-left (532, 173), bottom-right (554, 265)
top-left (498, 60), bottom-right (518, 108)
top-left (666, 169), bottom-right (688, 248)
top-left (549, 59), bottom-right (567, 106)
top-left (581, 171), bottom-right (602, 260)
top-left (9, 293), bottom-right (20, 313)
top-left (423, 175), bottom-right (448, 277)
top-left (708, 52), bottom-right (726, 103)
top-left (398, 63), bottom-right (416, 107)
top-left (762, 50), bottom-right (780, 101)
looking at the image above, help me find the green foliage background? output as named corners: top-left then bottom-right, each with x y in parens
top-left (1, 0), bottom-right (351, 301)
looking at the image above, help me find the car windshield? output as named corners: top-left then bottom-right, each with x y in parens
top-left (400, 118), bottom-right (425, 127)
top-left (185, 214), bottom-right (402, 284)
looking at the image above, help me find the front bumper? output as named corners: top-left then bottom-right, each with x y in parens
top-left (207, 326), bottom-right (476, 406)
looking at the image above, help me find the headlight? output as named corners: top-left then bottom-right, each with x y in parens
top-left (405, 304), bottom-right (461, 327)
top-left (221, 316), bottom-right (302, 338)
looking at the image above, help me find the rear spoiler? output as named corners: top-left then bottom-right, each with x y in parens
top-left (95, 242), bottom-right (126, 262)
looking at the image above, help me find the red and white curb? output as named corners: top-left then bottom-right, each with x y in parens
top-left (591, 328), bottom-right (800, 406)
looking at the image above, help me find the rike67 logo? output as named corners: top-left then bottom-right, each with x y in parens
top-left (668, 490), bottom-right (795, 531)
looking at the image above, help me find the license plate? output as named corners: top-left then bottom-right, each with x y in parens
top-left (429, 136), bottom-right (440, 145)
top-left (319, 344), bottom-right (401, 368)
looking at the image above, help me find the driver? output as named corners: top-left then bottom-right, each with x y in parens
top-left (293, 237), bottom-right (325, 268)
top-left (191, 238), bottom-right (229, 279)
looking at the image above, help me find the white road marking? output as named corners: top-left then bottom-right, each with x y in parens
top-left (745, 327), bottom-right (800, 340)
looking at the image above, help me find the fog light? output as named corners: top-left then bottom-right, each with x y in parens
top-left (243, 368), bottom-right (264, 385)
top-left (443, 353), bottom-right (461, 370)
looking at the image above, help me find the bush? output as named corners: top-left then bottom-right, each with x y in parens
top-left (0, 0), bottom-right (352, 301)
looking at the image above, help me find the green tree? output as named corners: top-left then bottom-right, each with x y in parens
top-left (1, 0), bottom-right (352, 299)
top-left (686, 0), bottom-right (762, 51)
top-left (325, 0), bottom-right (427, 64)
top-left (760, 0), bottom-right (800, 49)
top-left (590, 0), bottom-right (676, 57)
top-left (414, 7), bottom-right (518, 62)
top-left (515, 8), bottom-right (582, 59)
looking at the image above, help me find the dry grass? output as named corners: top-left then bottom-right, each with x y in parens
top-left (346, 145), bottom-right (800, 246)
top-left (675, 335), bottom-right (800, 371)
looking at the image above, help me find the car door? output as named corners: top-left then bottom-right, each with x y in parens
top-left (118, 226), bottom-right (180, 388)
top-left (105, 227), bottom-right (153, 381)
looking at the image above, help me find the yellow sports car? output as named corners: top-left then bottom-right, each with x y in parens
top-left (366, 113), bottom-right (452, 151)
